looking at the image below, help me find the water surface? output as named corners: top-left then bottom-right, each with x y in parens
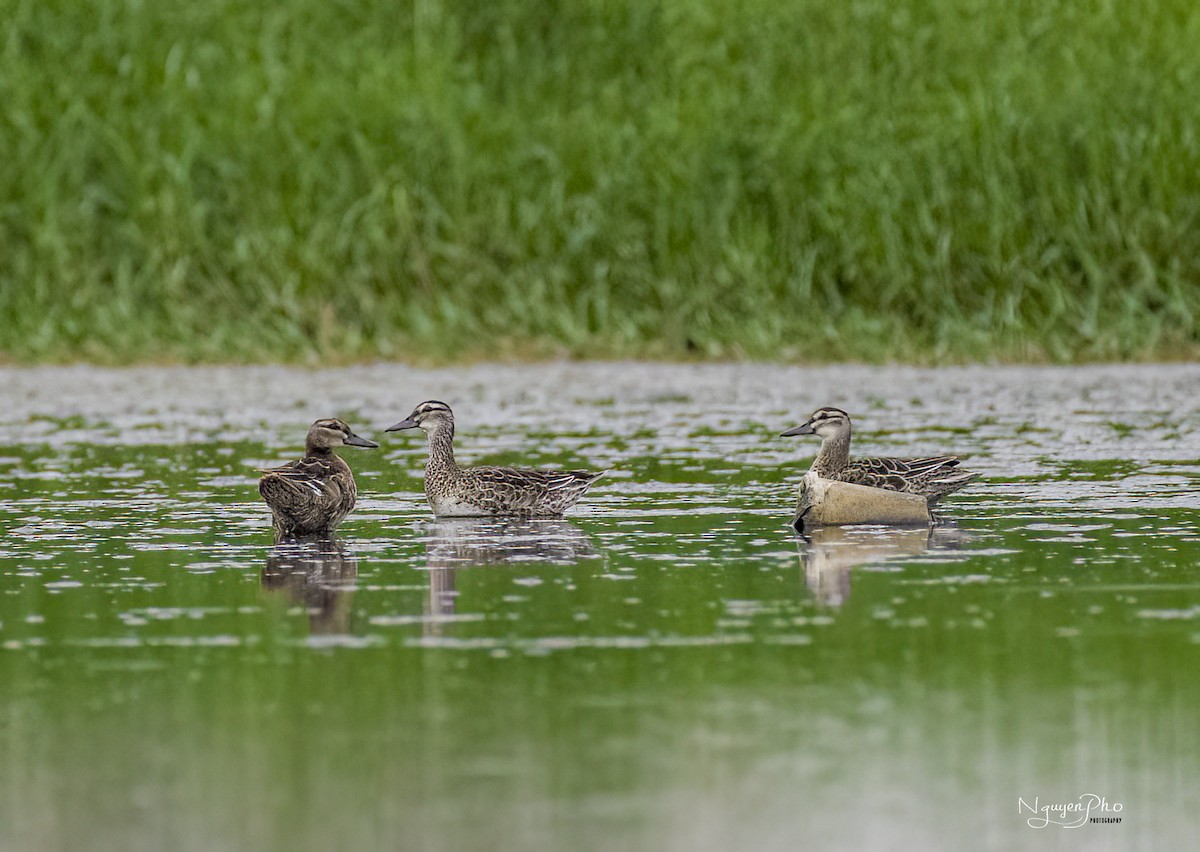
top-left (2, 363), bottom-right (1198, 851)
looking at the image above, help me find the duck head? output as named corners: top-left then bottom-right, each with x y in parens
top-left (307, 418), bottom-right (379, 451)
top-left (780, 407), bottom-right (851, 439)
top-left (385, 400), bottom-right (454, 436)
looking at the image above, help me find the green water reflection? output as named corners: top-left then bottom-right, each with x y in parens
top-left (2, 428), bottom-right (1198, 851)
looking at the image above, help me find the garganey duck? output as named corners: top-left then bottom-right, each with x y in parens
top-left (385, 401), bottom-right (604, 517)
top-left (258, 418), bottom-right (378, 540)
top-left (781, 407), bottom-right (978, 505)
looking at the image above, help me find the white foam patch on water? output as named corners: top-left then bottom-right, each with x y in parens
top-left (1137, 606), bottom-right (1200, 620)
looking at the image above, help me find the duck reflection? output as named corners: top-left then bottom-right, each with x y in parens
top-left (420, 518), bottom-right (599, 631)
top-left (797, 525), bottom-right (971, 607)
top-left (262, 537), bottom-right (357, 634)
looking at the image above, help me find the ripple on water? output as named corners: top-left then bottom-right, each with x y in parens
top-left (1, 363), bottom-right (1200, 848)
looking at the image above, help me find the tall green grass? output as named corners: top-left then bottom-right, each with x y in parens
top-left (2, 0), bottom-right (1198, 363)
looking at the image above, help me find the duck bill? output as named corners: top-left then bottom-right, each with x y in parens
top-left (385, 417), bottom-right (418, 432)
top-left (344, 433), bottom-right (379, 448)
top-left (780, 421), bottom-right (816, 437)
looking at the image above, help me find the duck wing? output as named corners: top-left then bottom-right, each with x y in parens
top-left (466, 466), bottom-right (604, 514)
top-left (841, 455), bottom-right (971, 495)
top-left (259, 458), bottom-right (334, 496)
top-left (473, 466), bottom-right (602, 489)
top-left (259, 457), bottom-right (356, 534)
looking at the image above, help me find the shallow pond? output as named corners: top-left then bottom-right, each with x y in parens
top-left (2, 363), bottom-right (1198, 851)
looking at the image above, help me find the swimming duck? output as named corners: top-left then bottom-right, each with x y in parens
top-left (258, 418), bottom-right (378, 539)
top-left (385, 400), bottom-right (604, 517)
top-left (781, 407), bottom-right (978, 505)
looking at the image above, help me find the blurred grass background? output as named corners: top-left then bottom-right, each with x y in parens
top-left (2, 0), bottom-right (1198, 364)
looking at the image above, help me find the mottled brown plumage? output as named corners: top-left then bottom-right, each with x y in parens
top-left (385, 401), bottom-right (604, 517)
top-left (781, 407), bottom-right (978, 506)
top-left (258, 418), bottom-right (378, 540)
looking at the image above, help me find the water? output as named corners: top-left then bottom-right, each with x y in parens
top-left (1, 363), bottom-right (1197, 851)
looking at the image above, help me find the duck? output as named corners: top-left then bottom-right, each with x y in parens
top-left (780, 407), bottom-right (978, 505)
top-left (258, 418), bottom-right (378, 540)
top-left (384, 400), bottom-right (604, 517)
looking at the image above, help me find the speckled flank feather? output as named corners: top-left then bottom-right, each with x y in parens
top-left (427, 463), bottom-right (604, 517)
top-left (388, 401), bottom-right (604, 517)
top-left (834, 455), bottom-right (977, 503)
top-left (783, 407), bottom-right (978, 506)
top-left (258, 418), bottom-right (377, 540)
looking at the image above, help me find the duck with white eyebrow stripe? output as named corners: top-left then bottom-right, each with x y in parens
top-left (385, 401), bottom-right (605, 517)
top-left (258, 418), bottom-right (378, 540)
top-left (781, 407), bottom-right (978, 506)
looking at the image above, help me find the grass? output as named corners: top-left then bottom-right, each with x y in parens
top-left (2, 0), bottom-right (1199, 364)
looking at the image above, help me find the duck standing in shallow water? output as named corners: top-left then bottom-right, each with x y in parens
top-left (259, 418), bottom-right (379, 540)
top-left (385, 401), bottom-right (604, 517)
top-left (781, 407), bottom-right (978, 506)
